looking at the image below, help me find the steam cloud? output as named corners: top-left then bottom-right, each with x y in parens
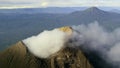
top-left (72, 22), bottom-right (120, 67)
top-left (23, 29), bottom-right (70, 58)
top-left (23, 22), bottom-right (120, 67)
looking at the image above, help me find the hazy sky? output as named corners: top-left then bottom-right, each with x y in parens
top-left (0, 0), bottom-right (120, 9)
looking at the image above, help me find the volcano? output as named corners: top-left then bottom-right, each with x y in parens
top-left (0, 26), bottom-right (93, 68)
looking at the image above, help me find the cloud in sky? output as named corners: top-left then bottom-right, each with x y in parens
top-left (0, 0), bottom-right (120, 8)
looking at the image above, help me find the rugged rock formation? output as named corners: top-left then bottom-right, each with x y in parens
top-left (0, 26), bottom-right (93, 68)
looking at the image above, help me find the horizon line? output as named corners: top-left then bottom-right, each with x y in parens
top-left (0, 6), bottom-right (120, 9)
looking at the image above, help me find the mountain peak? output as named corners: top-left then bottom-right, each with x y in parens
top-left (85, 7), bottom-right (102, 12)
top-left (71, 7), bottom-right (105, 15)
top-left (88, 7), bottom-right (99, 10)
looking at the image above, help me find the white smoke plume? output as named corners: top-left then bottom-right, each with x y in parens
top-left (72, 22), bottom-right (120, 67)
top-left (23, 21), bottom-right (120, 67)
top-left (23, 29), bottom-right (70, 58)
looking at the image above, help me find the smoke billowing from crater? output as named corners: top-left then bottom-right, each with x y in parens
top-left (23, 22), bottom-right (120, 67)
top-left (72, 22), bottom-right (120, 67)
top-left (23, 29), bottom-right (70, 58)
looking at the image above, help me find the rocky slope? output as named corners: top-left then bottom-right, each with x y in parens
top-left (0, 41), bottom-right (93, 68)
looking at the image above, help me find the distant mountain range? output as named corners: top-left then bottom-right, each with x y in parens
top-left (0, 7), bottom-right (120, 50)
top-left (59, 7), bottom-right (120, 29)
top-left (0, 7), bottom-right (86, 14)
top-left (110, 9), bottom-right (120, 13)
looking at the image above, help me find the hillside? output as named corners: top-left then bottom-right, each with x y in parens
top-left (0, 41), bottom-right (94, 68)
